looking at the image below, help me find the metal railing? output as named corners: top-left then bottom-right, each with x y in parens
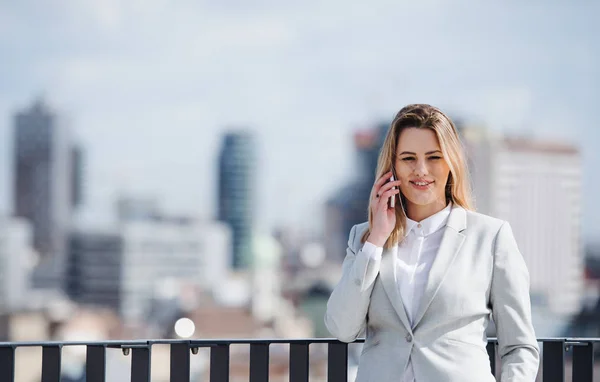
top-left (0, 337), bottom-right (597, 381)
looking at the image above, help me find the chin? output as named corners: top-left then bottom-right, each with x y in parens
top-left (407, 199), bottom-right (437, 207)
top-left (404, 193), bottom-right (445, 207)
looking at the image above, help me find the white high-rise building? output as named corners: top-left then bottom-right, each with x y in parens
top-left (251, 234), bottom-right (283, 323)
top-left (120, 220), bottom-right (231, 322)
top-left (0, 218), bottom-right (35, 312)
top-left (67, 219), bottom-right (231, 324)
top-left (462, 127), bottom-right (584, 316)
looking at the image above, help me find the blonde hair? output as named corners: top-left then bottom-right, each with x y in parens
top-left (361, 104), bottom-right (475, 248)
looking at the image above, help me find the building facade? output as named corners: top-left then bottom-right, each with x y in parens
top-left (462, 127), bottom-right (584, 316)
top-left (66, 230), bottom-right (123, 312)
top-left (13, 99), bottom-right (82, 285)
top-left (66, 220), bottom-right (231, 324)
top-left (217, 131), bottom-right (257, 269)
top-left (0, 218), bottom-right (34, 312)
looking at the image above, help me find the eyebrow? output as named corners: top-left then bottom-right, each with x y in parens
top-left (398, 150), bottom-right (443, 155)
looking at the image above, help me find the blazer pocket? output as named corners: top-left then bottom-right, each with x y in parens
top-left (444, 337), bottom-right (489, 357)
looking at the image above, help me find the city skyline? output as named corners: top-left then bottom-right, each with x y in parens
top-left (0, 1), bottom-right (598, 241)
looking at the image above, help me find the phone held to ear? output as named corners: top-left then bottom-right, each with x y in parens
top-left (388, 174), bottom-right (396, 208)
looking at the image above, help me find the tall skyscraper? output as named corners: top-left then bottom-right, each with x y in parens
top-left (13, 99), bottom-right (82, 285)
top-left (462, 126), bottom-right (584, 316)
top-left (218, 131), bottom-right (257, 269)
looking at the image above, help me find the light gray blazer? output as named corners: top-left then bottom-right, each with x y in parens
top-left (325, 206), bottom-right (540, 382)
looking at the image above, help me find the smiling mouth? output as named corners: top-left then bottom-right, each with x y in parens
top-left (410, 181), bottom-right (434, 186)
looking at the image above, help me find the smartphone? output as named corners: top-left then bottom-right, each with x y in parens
top-left (388, 173), bottom-right (396, 208)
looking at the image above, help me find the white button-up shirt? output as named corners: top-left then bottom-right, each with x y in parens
top-left (362, 203), bottom-right (452, 382)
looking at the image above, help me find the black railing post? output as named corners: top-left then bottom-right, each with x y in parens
top-left (86, 345), bottom-right (106, 382)
top-left (289, 343), bottom-right (309, 382)
top-left (486, 342), bottom-right (496, 377)
top-left (131, 346), bottom-right (151, 382)
top-left (572, 342), bottom-right (594, 382)
top-left (543, 341), bottom-right (565, 382)
top-left (210, 344), bottom-right (230, 382)
top-left (170, 343), bottom-right (190, 382)
top-left (250, 343), bottom-right (269, 382)
top-left (327, 342), bottom-right (348, 382)
top-left (41, 345), bottom-right (61, 382)
top-left (0, 346), bottom-right (15, 382)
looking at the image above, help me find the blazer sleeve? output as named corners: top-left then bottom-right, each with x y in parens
top-left (324, 224), bottom-right (382, 342)
top-left (490, 222), bottom-right (540, 381)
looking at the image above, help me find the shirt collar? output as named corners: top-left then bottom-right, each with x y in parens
top-left (405, 202), bottom-right (453, 237)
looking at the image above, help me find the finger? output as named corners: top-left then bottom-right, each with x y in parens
top-left (380, 188), bottom-right (400, 200)
top-left (377, 180), bottom-right (402, 196)
top-left (373, 171), bottom-right (393, 189)
top-left (372, 172), bottom-right (395, 199)
top-left (371, 193), bottom-right (381, 206)
top-left (376, 188), bottom-right (400, 209)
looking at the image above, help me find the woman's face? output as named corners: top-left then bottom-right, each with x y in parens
top-left (394, 127), bottom-right (451, 216)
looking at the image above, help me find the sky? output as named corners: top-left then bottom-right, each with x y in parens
top-left (0, 0), bottom-right (599, 241)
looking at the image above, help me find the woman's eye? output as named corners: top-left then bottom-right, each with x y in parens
top-left (401, 157), bottom-right (415, 161)
top-left (429, 156), bottom-right (442, 160)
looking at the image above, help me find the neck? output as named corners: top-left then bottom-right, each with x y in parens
top-left (405, 199), bottom-right (448, 222)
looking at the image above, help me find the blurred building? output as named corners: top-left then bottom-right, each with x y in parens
top-left (66, 230), bottom-right (123, 312)
top-left (116, 195), bottom-right (160, 222)
top-left (324, 123), bottom-right (388, 263)
top-left (12, 98), bottom-right (83, 286)
top-left (462, 126), bottom-right (584, 316)
top-left (0, 218), bottom-right (34, 312)
top-left (251, 234), bottom-right (283, 323)
top-left (217, 130), bottom-right (257, 269)
top-left (70, 146), bottom-right (84, 207)
top-left (66, 219), bottom-right (231, 325)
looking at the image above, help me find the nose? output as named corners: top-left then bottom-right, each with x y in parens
top-left (413, 159), bottom-right (428, 177)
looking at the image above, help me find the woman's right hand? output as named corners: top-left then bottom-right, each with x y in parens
top-left (368, 171), bottom-right (401, 247)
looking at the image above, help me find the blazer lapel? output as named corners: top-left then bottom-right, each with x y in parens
top-left (379, 244), bottom-right (412, 332)
top-left (412, 206), bottom-right (467, 328)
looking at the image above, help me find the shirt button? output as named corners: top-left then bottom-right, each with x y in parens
top-left (405, 333), bottom-right (413, 343)
top-left (417, 224), bottom-right (422, 228)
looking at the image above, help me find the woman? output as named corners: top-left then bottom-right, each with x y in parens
top-left (325, 104), bottom-right (539, 381)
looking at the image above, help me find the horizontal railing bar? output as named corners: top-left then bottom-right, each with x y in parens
top-left (0, 340), bottom-right (150, 347)
top-left (121, 344), bottom-right (152, 349)
top-left (0, 339), bottom-right (355, 347)
top-left (0, 337), bottom-right (599, 348)
top-left (190, 339), bottom-right (361, 345)
top-left (536, 338), bottom-right (600, 342)
top-left (486, 338), bottom-right (600, 343)
top-left (565, 341), bottom-right (595, 346)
